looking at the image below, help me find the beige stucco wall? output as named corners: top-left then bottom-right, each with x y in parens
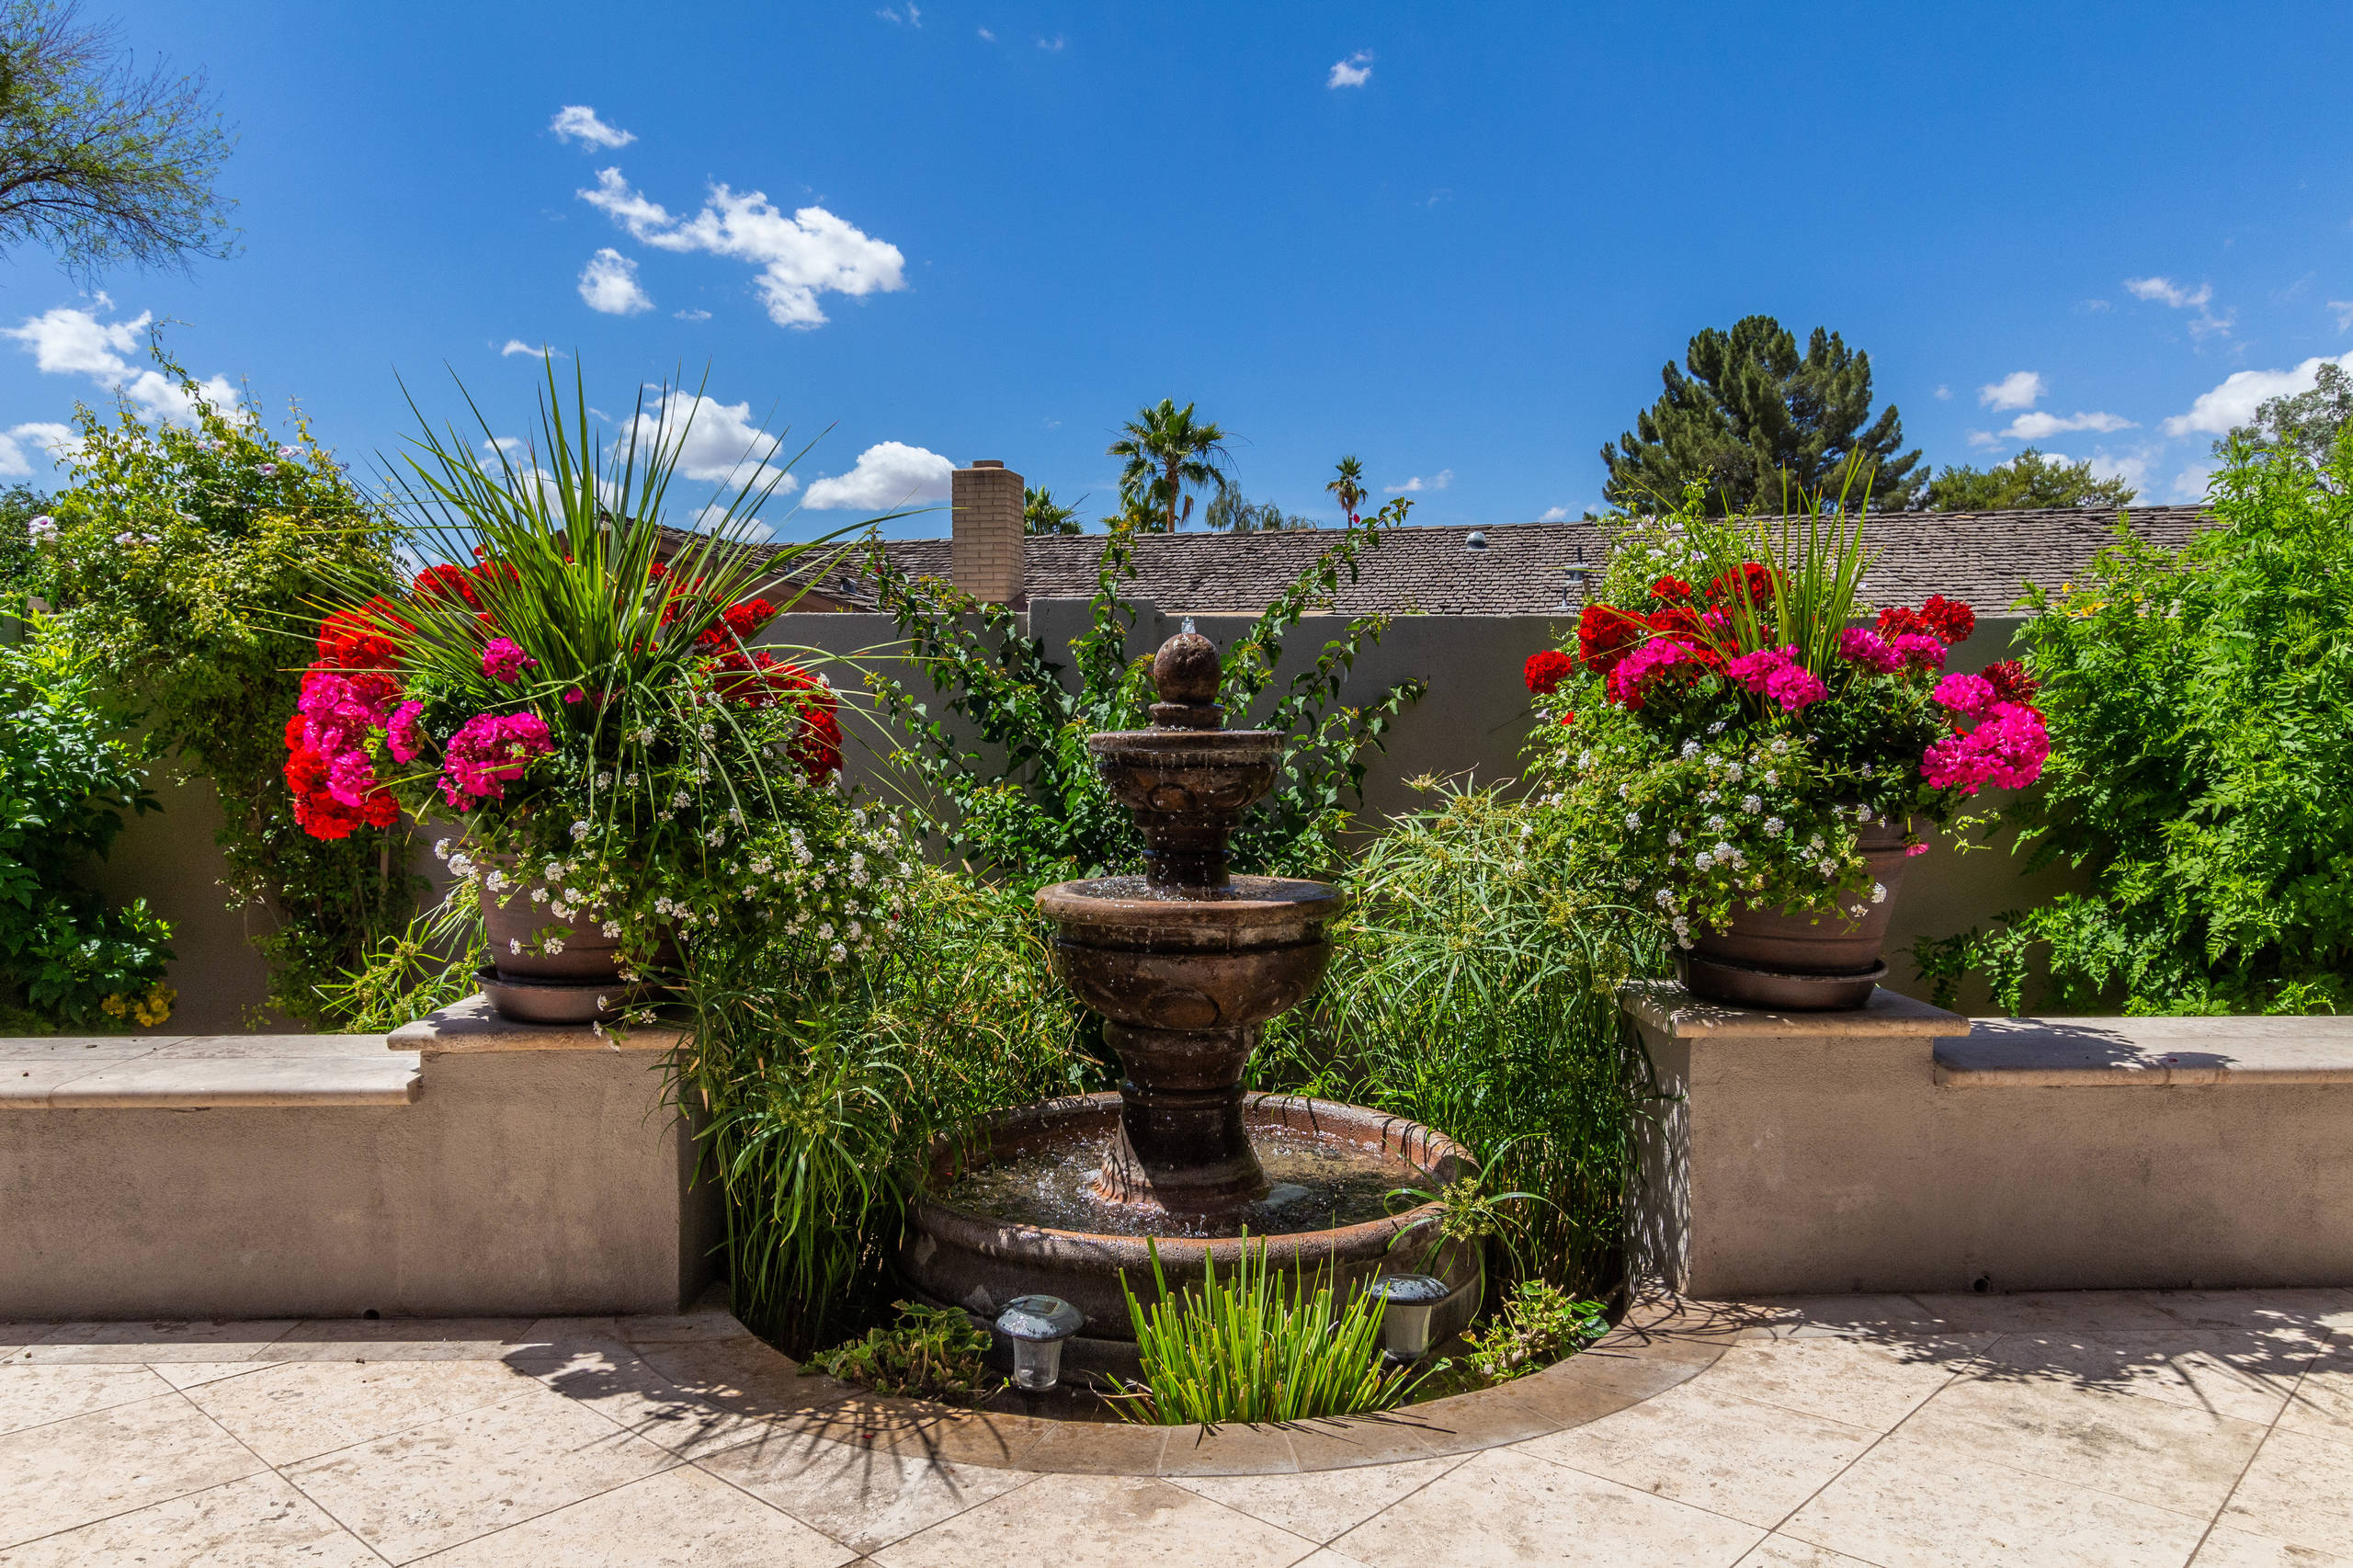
top-left (1628, 986), bottom-right (2353, 1297)
top-left (0, 1038), bottom-right (717, 1321)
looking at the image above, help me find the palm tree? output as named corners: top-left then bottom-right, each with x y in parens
top-left (1023, 485), bottom-right (1084, 536)
top-left (1108, 400), bottom-right (1232, 532)
top-left (1326, 455), bottom-right (1366, 525)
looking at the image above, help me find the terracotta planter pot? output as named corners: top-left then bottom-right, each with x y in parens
top-left (1680, 816), bottom-right (1914, 1010)
top-left (478, 860), bottom-right (629, 1023)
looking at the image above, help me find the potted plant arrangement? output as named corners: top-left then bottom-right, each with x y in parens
top-left (1525, 493), bottom-right (2051, 1008)
top-left (281, 373), bottom-right (915, 1022)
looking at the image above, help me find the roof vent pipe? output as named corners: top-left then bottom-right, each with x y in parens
top-left (1464, 530), bottom-right (1487, 551)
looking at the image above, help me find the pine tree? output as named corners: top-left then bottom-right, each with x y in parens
top-left (1601, 316), bottom-right (1923, 515)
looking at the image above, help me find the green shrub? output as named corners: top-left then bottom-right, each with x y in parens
top-left (1459, 1280), bottom-right (1606, 1386)
top-left (1114, 1238), bottom-right (1420, 1424)
top-left (0, 625), bottom-right (175, 1026)
top-left (804, 1301), bottom-right (997, 1402)
top-left (26, 354), bottom-right (412, 1023)
top-left (1946, 435), bottom-right (2353, 1014)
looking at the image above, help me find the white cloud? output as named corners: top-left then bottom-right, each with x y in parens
top-left (876, 3), bottom-right (920, 23)
top-left (1035, 34), bottom-right (1063, 50)
top-left (1933, 384), bottom-right (1951, 400)
top-left (580, 168), bottom-right (906, 330)
top-left (1538, 506), bottom-right (1570, 522)
top-left (4, 299), bottom-right (238, 425)
top-left (550, 106), bottom-right (635, 150)
top-left (2005, 410), bottom-right (2136, 440)
top-left (801, 441), bottom-right (952, 509)
top-left (617, 390), bottom-right (800, 494)
top-left (2187, 310), bottom-right (2236, 342)
top-left (2162, 353), bottom-right (2353, 437)
top-left (1384, 468), bottom-right (1451, 493)
top-left (1327, 50), bottom-right (1372, 88)
top-left (5, 299), bottom-right (148, 378)
top-left (1978, 370), bottom-right (2045, 411)
top-left (2169, 460), bottom-right (2219, 502)
top-left (2082, 298), bottom-right (2112, 312)
top-left (2332, 301), bottom-right (2353, 332)
top-left (0, 421), bottom-right (76, 476)
top-left (977, 26), bottom-right (994, 40)
top-left (500, 340), bottom-right (562, 358)
top-left (578, 248), bottom-right (654, 314)
top-left (674, 308), bottom-right (710, 322)
top-left (2125, 276), bottom-right (2212, 310)
top-left (2086, 445), bottom-right (2156, 494)
top-left (1965, 429), bottom-right (2001, 449)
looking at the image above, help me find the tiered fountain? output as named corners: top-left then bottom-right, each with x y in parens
top-left (902, 628), bottom-right (1478, 1373)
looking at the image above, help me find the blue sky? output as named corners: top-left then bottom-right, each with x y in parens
top-left (3, 2), bottom-right (2350, 538)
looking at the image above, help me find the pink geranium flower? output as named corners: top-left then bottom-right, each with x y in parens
top-left (482, 638), bottom-right (539, 685)
top-left (1604, 638), bottom-right (1692, 707)
top-left (438, 710), bottom-right (553, 809)
top-left (1836, 627), bottom-right (1904, 675)
top-left (386, 700), bottom-right (428, 763)
top-left (1725, 643), bottom-right (1827, 713)
top-left (1930, 672), bottom-right (1997, 721)
top-left (1922, 701), bottom-right (2051, 794)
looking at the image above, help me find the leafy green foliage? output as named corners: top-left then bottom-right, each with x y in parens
top-left (804, 1301), bottom-right (998, 1402)
top-left (1203, 492), bottom-right (1311, 531)
top-left (1459, 1280), bottom-right (1605, 1386)
top-left (1926, 447), bottom-right (2137, 512)
top-left (1960, 437), bottom-right (2353, 1013)
top-left (862, 505), bottom-right (1426, 889)
top-left (1256, 786), bottom-right (1660, 1296)
top-left (0, 483), bottom-right (48, 594)
top-left (1115, 1238), bottom-right (1421, 1424)
top-left (677, 869), bottom-right (1088, 1355)
top-left (0, 624), bottom-right (173, 1024)
top-left (1601, 315), bottom-right (1924, 514)
top-left (0, 1), bottom-right (237, 278)
top-left (26, 361), bottom-right (406, 1024)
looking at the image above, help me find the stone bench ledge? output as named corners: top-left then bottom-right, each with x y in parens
top-left (1620, 979), bottom-right (1967, 1040)
top-left (0, 1034), bottom-right (418, 1108)
top-left (1935, 1016), bottom-right (2353, 1087)
top-left (388, 994), bottom-right (686, 1058)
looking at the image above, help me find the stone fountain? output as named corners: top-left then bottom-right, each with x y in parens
top-left (901, 628), bottom-right (1479, 1372)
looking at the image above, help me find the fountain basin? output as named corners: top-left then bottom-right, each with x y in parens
top-left (899, 1091), bottom-right (1482, 1374)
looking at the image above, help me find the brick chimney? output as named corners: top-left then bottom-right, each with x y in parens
top-left (950, 460), bottom-right (1025, 604)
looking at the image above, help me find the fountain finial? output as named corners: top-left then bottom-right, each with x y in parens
top-left (1149, 628), bottom-right (1223, 730)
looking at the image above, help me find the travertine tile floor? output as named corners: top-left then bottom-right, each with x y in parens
top-left (3, 1286), bottom-right (2348, 1566)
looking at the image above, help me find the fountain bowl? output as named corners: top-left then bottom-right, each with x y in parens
top-left (899, 1091), bottom-right (1483, 1376)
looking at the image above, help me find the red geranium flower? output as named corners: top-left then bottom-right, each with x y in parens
top-left (1649, 574), bottom-right (1692, 600)
top-left (1982, 657), bottom-right (2040, 706)
top-left (315, 597), bottom-right (413, 670)
top-left (1575, 604), bottom-right (1644, 675)
top-left (1707, 562), bottom-right (1780, 608)
top-left (1523, 649), bottom-right (1575, 695)
top-left (1877, 594), bottom-right (1976, 646)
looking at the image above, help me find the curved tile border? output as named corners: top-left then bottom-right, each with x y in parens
top-left (606, 1290), bottom-right (1736, 1478)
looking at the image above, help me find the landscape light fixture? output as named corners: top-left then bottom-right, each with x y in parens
top-left (1367, 1274), bottom-right (1451, 1364)
top-left (995, 1294), bottom-right (1084, 1391)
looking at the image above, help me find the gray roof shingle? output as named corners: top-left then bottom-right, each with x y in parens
top-left (726, 505), bottom-right (2214, 618)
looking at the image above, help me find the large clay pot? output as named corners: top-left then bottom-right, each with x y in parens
top-left (1678, 816), bottom-right (1914, 1010)
top-left (478, 860), bottom-right (629, 1024)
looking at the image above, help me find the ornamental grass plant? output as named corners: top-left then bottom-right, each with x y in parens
top-left (1113, 1237), bottom-right (1422, 1425)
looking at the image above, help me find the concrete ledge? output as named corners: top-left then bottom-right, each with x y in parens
top-left (388, 994), bottom-right (687, 1057)
top-left (1620, 979), bottom-right (1968, 1040)
top-left (1, 1004), bottom-right (719, 1319)
top-left (1, 1034), bottom-right (417, 1108)
top-left (1936, 1015), bottom-right (2353, 1087)
top-left (1623, 982), bottom-right (2353, 1296)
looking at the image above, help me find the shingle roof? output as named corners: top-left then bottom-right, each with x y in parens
top-left (722, 504), bottom-right (2215, 618)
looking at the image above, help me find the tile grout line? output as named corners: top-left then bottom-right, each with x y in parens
top-left (1750, 1329), bottom-right (1998, 1555)
top-left (165, 1366), bottom-right (401, 1568)
top-left (2177, 1330), bottom-right (2331, 1565)
top-left (1193, 1449), bottom-right (1472, 1559)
